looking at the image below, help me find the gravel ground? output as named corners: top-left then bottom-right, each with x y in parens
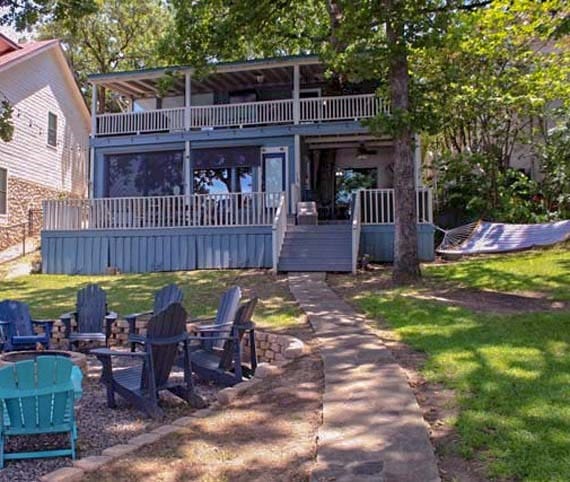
top-left (0, 352), bottom-right (220, 482)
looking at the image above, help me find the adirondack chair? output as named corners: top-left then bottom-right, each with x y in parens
top-left (92, 303), bottom-right (205, 418)
top-left (0, 355), bottom-right (82, 467)
top-left (188, 297), bottom-right (258, 387)
top-left (190, 286), bottom-right (242, 351)
top-left (0, 300), bottom-right (54, 352)
top-left (60, 284), bottom-right (117, 351)
top-left (126, 284), bottom-right (184, 352)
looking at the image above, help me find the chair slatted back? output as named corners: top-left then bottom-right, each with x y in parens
top-left (0, 300), bottom-right (33, 337)
top-left (0, 356), bottom-right (75, 432)
top-left (219, 298), bottom-right (258, 370)
top-left (153, 284), bottom-right (184, 315)
top-left (143, 303), bottom-right (187, 389)
top-left (204, 286), bottom-right (241, 351)
top-left (76, 284), bottom-right (107, 334)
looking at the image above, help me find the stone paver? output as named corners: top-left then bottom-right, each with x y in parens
top-left (39, 466), bottom-right (84, 482)
top-left (289, 273), bottom-right (440, 482)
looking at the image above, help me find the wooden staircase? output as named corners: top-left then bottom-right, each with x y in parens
top-left (277, 224), bottom-right (353, 272)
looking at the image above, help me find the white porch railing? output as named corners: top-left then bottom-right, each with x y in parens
top-left (43, 192), bottom-right (284, 231)
top-left (94, 94), bottom-right (387, 136)
top-left (271, 193), bottom-right (288, 272)
top-left (360, 188), bottom-right (433, 224)
top-left (97, 107), bottom-right (185, 136)
top-left (351, 191), bottom-right (362, 274)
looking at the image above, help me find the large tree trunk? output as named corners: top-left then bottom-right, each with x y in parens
top-left (387, 17), bottom-right (421, 284)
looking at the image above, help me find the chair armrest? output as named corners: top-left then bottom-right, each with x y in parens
top-left (190, 317), bottom-right (217, 325)
top-left (125, 311), bottom-right (152, 335)
top-left (32, 319), bottom-right (56, 326)
top-left (91, 348), bottom-right (148, 359)
top-left (105, 311), bottom-right (118, 321)
top-left (187, 334), bottom-right (232, 342)
top-left (195, 321), bottom-right (234, 331)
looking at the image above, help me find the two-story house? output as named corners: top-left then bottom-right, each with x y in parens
top-left (0, 33), bottom-right (89, 249)
top-left (41, 55), bottom-right (434, 274)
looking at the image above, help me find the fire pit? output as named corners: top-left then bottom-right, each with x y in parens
top-left (0, 350), bottom-right (88, 375)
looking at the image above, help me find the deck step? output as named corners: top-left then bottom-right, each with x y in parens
top-left (277, 224), bottom-right (353, 273)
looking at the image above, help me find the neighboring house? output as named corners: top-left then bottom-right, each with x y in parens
top-left (0, 33), bottom-right (89, 246)
top-left (42, 55), bottom-right (434, 274)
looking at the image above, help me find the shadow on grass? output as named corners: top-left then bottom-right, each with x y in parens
top-left (356, 293), bottom-right (570, 480)
top-left (0, 270), bottom-right (301, 329)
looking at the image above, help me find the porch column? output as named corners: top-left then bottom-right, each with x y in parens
top-left (414, 134), bottom-right (422, 187)
top-left (293, 134), bottom-right (301, 214)
top-left (293, 64), bottom-right (300, 124)
top-left (90, 82), bottom-right (98, 135)
top-left (184, 140), bottom-right (191, 194)
top-left (185, 71), bottom-right (192, 130)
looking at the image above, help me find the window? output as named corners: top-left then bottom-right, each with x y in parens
top-left (104, 150), bottom-right (184, 197)
top-left (47, 112), bottom-right (57, 147)
top-left (192, 147), bottom-right (259, 194)
top-left (0, 168), bottom-right (7, 215)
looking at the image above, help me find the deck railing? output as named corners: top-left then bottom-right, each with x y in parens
top-left (271, 193), bottom-right (288, 272)
top-left (43, 192), bottom-right (284, 231)
top-left (360, 188), bottom-right (433, 224)
top-left (94, 94), bottom-right (388, 136)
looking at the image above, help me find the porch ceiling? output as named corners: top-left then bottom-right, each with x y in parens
top-left (94, 61), bottom-right (325, 99)
top-left (305, 134), bottom-right (393, 150)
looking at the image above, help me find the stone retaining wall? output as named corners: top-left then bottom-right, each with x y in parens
top-left (41, 318), bottom-right (304, 363)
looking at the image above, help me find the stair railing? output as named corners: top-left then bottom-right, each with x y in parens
top-left (271, 193), bottom-right (288, 273)
top-left (351, 191), bottom-right (362, 274)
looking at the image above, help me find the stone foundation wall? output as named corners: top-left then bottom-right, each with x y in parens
top-left (37, 317), bottom-right (304, 363)
top-left (0, 176), bottom-right (68, 251)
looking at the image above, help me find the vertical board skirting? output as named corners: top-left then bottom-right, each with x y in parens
top-left (42, 227), bottom-right (273, 274)
top-left (360, 224), bottom-right (435, 262)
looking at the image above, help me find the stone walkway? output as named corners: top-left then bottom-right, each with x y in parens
top-left (289, 273), bottom-right (440, 482)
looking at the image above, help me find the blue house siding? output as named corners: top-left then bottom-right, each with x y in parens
top-left (361, 224), bottom-right (435, 262)
top-left (41, 224), bottom-right (434, 274)
top-left (42, 227), bottom-right (272, 274)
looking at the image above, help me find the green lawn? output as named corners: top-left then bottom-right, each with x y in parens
top-left (425, 244), bottom-right (570, 301)
top-left (339, 248), bottom-right (570, 481)
top-left (0, 269), bottom-right (300, 329)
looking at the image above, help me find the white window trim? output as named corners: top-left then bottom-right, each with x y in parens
top-left (47, 112), bottom-right (58, 148)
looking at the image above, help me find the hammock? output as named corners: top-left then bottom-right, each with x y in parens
top-left (436, 220), bottom-right (570, 255)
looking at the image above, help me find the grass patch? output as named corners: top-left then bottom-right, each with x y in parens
top-left (339, 247), bottom-right (570, 481)
top-left (425, 244), bottom-right (570, 301)
top-left (0, 270), bottom-right (300, 329)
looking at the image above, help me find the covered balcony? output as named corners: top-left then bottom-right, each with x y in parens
top-left (89, 55), bottom-right (389, 137)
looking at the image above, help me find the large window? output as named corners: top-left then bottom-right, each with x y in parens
top-left (104, 150), bottom-right (184, 197)
top-left (0, 167), bottom-right (6, 215)
top-left (47, 112), bottom-right (57, 147)
top-left (192, 147), bottom-right (259, 194)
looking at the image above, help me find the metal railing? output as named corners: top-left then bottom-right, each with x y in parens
top-left (271, 193), bottom-right (288, 272)
top-left (360, 188), bottom-right (433, 224)
top-left (351, 191), bottom-right (362, 274)
top-left (43, 192), bottom-right (284, 231)
top-left (94, 94), bottom-right (388, 135)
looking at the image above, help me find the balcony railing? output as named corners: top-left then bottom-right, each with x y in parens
top-left (360, 188), bottom-right (433, 224)
top-left (43, 192), bottom-right (284, 231)
top-left (95, 94), bottom-right (389, 136)
top-left (43, 188), bottom-right (432, 232)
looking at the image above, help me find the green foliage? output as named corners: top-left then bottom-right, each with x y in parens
top-left (0, 100), bottom-right (14, 142)
top-left (37, 0), bottom-right (172, 108)
top-left (539, 114), bottom-right (570, 219)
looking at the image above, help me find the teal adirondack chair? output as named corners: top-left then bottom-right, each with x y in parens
top-left (0, 355), bottom-right (83, 467)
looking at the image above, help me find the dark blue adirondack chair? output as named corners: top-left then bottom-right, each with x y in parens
top-left (191, 286), bottom-right (242, 351)
top-left (189, 297), bottom-right (258, 387)
top-left (0, 300), bottom-right (54, 352)
top-left (126, 284), bottom-right (184, 352)
top-left (0, 355), bottom-right (82, 467)
top-left (92, 303), bottom-right (205, 418)
top-left (60, 284), bottom-right (117, 351)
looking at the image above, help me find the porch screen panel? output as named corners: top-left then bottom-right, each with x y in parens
top-left (104, 150), bottom-right (184, 197)
top-left (191, 146), bottom-right (260, 169)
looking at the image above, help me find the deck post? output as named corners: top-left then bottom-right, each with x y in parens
top-left (414, 133), bottom-right (421, 187)
top-left (90, 82), bottom-right (98, 135)
top-left (184, 140), bottom-right (191, 196)
top-left (293, 64), bottom-right (300, 125)
top-left (185, 71), bottom-right (192, 130)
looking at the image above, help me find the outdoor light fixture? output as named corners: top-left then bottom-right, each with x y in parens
top-left (335, 168), bottom-right (344, 177)
top-left (255, 74), bottom-right (265, 84)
